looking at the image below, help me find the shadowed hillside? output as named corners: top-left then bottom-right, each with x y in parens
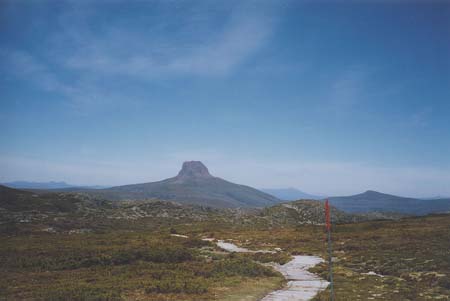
top-left (0, 184), bottom-right (105, 213)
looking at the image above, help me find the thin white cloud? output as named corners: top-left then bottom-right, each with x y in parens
top-left (167, 10), bottom-right (273, 76)
top-left (2, 50), bottom-right (75, 96)
top-left (325, 66), bottom-right (369, 116)
top-left (2, 2), bottom-right (278, 111)
top-left (406, 107), bottom-right (433, 128)
top-left (63, 3), bottom-right (275, 78)
top-left (2, 49), bottom-right (138, 114)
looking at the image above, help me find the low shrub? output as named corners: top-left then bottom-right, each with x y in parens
top-left (244, 252), bottom-right (291, 265)
top-left (145, 277), bottom-right (208, 294)
top-left (212, 257), bottom-right (278, 277)
top-left (4, 246), bottom-right (194, 271)
top-left (38, 286), bottom-right (122, 301)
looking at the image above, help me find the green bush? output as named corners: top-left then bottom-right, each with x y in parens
top-left (3, 246), bottom-right (195, 271)
top-left (182, 238), bottom-right (210, 248)
top-left (145, 277), bottom-right (208, 294)
top-left (212, 257), bottom-right (278, 277)
top-left (244, 252), bottom-right (291, 265)
top-left (38, 286), bottom-right (122, 301)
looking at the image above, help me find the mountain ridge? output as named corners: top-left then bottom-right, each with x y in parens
top-left (0, 184), bottom-right (403, 231)
top-left (2, 181), bottom-right (108, 190)
top-left (328, 190), bottom-right (450, 215)
top-left (70, 161), bottom-right (281, 208)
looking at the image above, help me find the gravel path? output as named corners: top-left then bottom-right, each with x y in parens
top-left (261, 256), bottom-right (329, 301)
top-left (215, 240), bottom-right (329, 301)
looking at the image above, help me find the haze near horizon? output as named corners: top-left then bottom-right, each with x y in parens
top-left (1, 0), bottom-right (449, 197)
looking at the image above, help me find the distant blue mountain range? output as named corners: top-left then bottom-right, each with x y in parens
top-left (2, 181), bottom-right (108, 190)
top-left (4, 181), bottom-right (450, 216)
top-left (328, 190), bottom-right (450, 216)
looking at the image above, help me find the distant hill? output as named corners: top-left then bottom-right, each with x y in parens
top-left (3, 181), bottom-right (74, 190)
top-left (328, 190), bottom-right (450, 215)
top-left (74, 161), bottom-right (281, 208)
top-left (0, 184), bottom-right (108, 213)
top-left (261, 188), bottom-right (322, 200)
top-left (0, 184), bottom-right (229, 230)
top-left (248, 199), bottom-right (403, 227)
top-left (0, 185), bottom-right (399, 232)
top-left (2, 181), bottom-right (108, 190)
top-left (258, 200), bottom-right (361, 225)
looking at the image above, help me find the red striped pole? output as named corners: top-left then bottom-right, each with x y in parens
top-left (325, 199), bottom-right (335, 300)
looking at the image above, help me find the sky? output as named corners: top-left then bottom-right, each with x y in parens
top-left (1, 0), bottom-right (449, 197)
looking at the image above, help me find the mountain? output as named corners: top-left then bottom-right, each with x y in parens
top-left (0, 185), bottom-right (398, 233)
top-left (2, 181), bottom-right (108, 190)
top-left (0, 184), bottom-right (107, 213)
top-left (0, 184), bottom-right (230, 231)
top-left (328, 190), bottom-right (450, 215)
top-left (261, 188), bottom-right (322, 200)
top-left (77, 161), bottom-right (281, 208)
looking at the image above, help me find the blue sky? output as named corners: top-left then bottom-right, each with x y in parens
top-left (1, 0), bottom-right (449, 197)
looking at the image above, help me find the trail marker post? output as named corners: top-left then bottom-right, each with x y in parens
top-left (325, 199), bottom-right (335, 300)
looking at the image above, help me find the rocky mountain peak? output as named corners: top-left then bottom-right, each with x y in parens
top-left (176, 161), bottom-right (212, 179)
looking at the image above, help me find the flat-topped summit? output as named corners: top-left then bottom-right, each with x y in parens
top-left (177, 161), bottom-right (212, 179)
top-left (74, 160), bottom-right (281, 208)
